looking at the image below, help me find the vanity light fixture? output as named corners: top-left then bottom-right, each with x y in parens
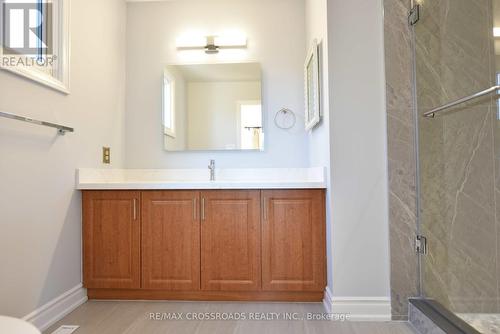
top-left (176, 34), bottom-right (247, 54)
top-left (205, 36), bottom-right (219, 54)
top-left (494, 27), bottom-right (500, 37)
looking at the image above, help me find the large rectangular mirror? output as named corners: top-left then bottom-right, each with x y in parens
top-left (163, 62), bottom-right (264, 151)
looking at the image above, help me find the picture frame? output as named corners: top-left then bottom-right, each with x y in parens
top-left (304, 39), bottom-right (320, 130)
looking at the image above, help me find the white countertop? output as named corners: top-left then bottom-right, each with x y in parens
top-left (76, 167), bottom-right (326, 190)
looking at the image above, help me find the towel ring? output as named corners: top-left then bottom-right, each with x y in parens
top-left (274, 108), bottom-right (296, 130)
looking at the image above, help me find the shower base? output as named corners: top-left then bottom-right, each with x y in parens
top-left (457, 314), bottom-right (500, 334)
top-left (409, 299), bottom-right (481, 334)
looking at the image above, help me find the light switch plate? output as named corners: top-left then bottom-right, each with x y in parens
top-left (50, 325), bottom-right (80, 334)
top-left (102, 147), bottom-right (111, 164)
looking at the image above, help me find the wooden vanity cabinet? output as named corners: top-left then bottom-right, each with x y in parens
top-left (262, 190), bottom-right (326, 291)
top-left (82, 191), bottom-right (141, 289)
top-left (82, 189), bottom-right (326, 301)
top-left (142, 191), bottom-right (200, 291)
top-left (200, 190), bottom-right (261, 291)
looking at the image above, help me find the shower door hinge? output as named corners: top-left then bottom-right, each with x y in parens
top-left (409, 4), bottom-right (420, 26)
top-left (415, 235), bottom-right (427, 255)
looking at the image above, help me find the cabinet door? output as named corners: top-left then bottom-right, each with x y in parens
top-left (83, 191), bottom-right (141, 289)
top-left (142, 191), bottom-right (200, 290)
top-left (262, 190), bottom-right (326, 291)
top-left (201, 190), bottom-right (261, 291)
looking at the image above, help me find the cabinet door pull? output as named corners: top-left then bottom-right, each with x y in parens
top-left (193, 197), bottom-right (197, 220)
top-left (201, 197), bottom-right (206, 221)
top-left (133, 198), bottom-right (137, 221)
top-left (263, 197), bottom-right (268, 221)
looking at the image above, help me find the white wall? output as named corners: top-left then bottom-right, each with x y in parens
top-left (326, 0), bottom-right (390, 298)
top-left (187, 81), bottom-right (260, 150)
top-left (125, 0), bottom-right (308, 168)
top-left (0, 0), bottom-right (127, 318)
top-left (307, 0), bottom-right (390, 303)
top-left (305, 0), bottom-right (334, 292)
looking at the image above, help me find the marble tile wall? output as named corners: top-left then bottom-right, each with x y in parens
top-left (385, 0), bottom-right (499, 320)
top-left (384, 0), bottom-right (419, 320)
top-left (415, 0), bottom-right (499, 315)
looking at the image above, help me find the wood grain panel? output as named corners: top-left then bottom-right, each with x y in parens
top-left (262, 189), bottom-right (326, 291)
top-left (201, 190), bottom-right (261, 291)
top-left (83, 191), bottom-right (141, 289)
top-left (142, 191), bottom-right (200, 290)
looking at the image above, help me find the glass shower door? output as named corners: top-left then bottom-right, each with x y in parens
top-left (414, 0), bottom-right (500, 332)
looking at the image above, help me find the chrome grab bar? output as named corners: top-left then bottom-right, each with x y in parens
top-left (423, 85), bottom-right (500, 118)
top-left (0, 111), bottom-right (74, 135)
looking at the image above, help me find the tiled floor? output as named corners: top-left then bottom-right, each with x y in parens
top-left (44, 301), bottom-right (417, 334)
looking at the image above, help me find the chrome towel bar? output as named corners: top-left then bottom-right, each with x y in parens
top-left (0, 111), bottom-right (74, 135)
top-left (423, 85), bottom-right (500, 118)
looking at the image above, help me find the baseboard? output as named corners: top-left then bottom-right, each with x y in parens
top-left (323, 287), bottom-right (391, 321)
top-left (23, 284), bottom-right (88, 332)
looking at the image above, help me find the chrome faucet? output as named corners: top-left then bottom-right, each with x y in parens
top-left (208, 159), bottom-right (216, 181)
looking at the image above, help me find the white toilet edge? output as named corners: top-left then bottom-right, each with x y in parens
top-left (0, 315), bottom-right (41, 334)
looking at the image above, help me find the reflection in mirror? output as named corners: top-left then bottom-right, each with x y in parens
top-left (163, 72), bottom-right (176, 137)
top-left (163, 63), bottom-right (263, 151)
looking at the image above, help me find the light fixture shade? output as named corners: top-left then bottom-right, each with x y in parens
top-left (176, 33), bottom-right (247, 52)
top-left (494, 27), bottom-right (500, 37)
top-left (214, 35), bottom-right (247, 48)
top-left (176, 35), bottom-right (207, 48)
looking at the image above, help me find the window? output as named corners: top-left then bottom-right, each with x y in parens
top-left (163, 71), bottom-right (176, 138)
top-left (0, 0), bottom-right (70, 93)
